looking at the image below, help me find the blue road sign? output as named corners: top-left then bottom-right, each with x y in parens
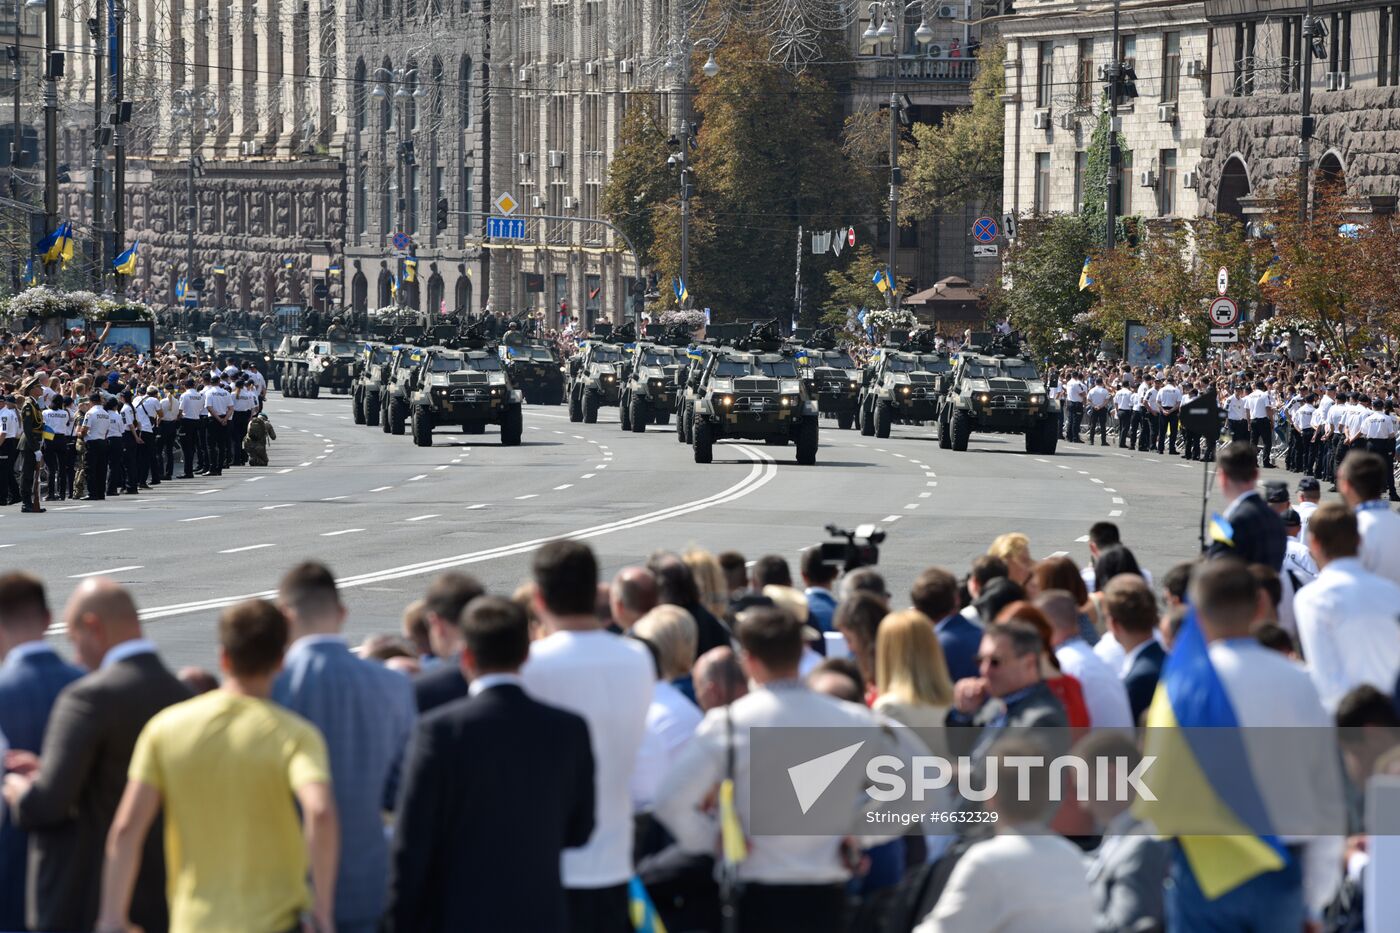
top-left (392, 231), bottom-right (411, 252)
top-left (487, 216), bottom-right (527, 240)
top-left (972, 217), bottom-right (999, 242)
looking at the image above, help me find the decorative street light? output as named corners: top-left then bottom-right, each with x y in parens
top-left (669, 40), bottom-right (718, 311)
top-left (373, 66), bottom-right (426, 309)
top-left (171, 87), bottom-right (217, 306)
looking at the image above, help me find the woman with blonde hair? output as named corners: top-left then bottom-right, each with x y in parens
top-left (682, 548), bottom-right (729, 622)
top-left (873, 609), bottom-right (954, 755)
top-left (988, 533), bottom-right (1034, 587)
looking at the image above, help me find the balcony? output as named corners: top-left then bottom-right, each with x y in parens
top-left (862, 55), bottom-right (979, 84)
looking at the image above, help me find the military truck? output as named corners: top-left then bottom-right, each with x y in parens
top-left (398, 343), bottom-right (524, 447)
top-left (857, 332), bottom-right (953, 439)
top-left (379, 345), bottom-right (426, 435)
top-left (796, 330), bottom-right (862, 430)
top-left (567, 324), bottom-right (629, 423)
top-left (275, 336), bottom-right (358, 398)
top-left (619, 329), bottom-right (688, 432)
top-left (500, 335), bottom-right (565, 405)
top-left (351, 342), bottom-right (394, 426)
top-left (936, 340), bottom-right (1058, 454)
top-left (687, 322), bottom-right (819, 465)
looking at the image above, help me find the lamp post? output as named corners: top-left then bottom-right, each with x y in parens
top-left (171, 87), bottom-right (216, 307)
top-left (863, 1), bottom-right (934, 313)
top-left (667, 41), bottom-right (717, 312)
top-left (1299, 3), bottom-right (1327, 223)
top-left (23, 0), bottom-right (55, 259)
top-left (372, 66), bottom-right (425, 311)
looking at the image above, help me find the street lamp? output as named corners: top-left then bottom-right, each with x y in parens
top-left (171, 87), bottom-right (217, 308)
top-left (864, 0), bottom-right (934, 313)
top-left (669, 41), bottom-right (718, 312)
top-left (373, 65), bottom-right (424, 311)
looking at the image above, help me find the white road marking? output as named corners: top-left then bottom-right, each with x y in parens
top-left (69, 565), bottom-right (143, 579)
top-left (1143, 458), bottom-right (1159, 463)
top-left (405, 514), bottom-right (440, 522)
top-left (180, 515), bottom-right (220, 523)
top-left (465, 503), bottom-right (487, 510)
top-left (581, 473), bottom-right (596, 479)
top-left (80, 527), bottom-right (130, 536)
top-left (595, 464), bottom-right (608, 470)
top-left (316, 455), bottom-right (327, 460)
top-left (881, 514), bottom-right (903, 522)
top-left (1112, 497), bottom-right (1125, 504)
top-left (925, 472), bottom-right (937, 477)
top-left (278, 468), bottom-right (294, 474)
top-left (321, 528), bottom-right (364, 537)
top-left (515, 494), bottom-right (538, 500)
top-left (407, 474), bottom-right (427, 482)
top-left (49, 504), bottom-right (90, 511)
top-left (874, 448), bottom-right (886, 452)
top-left (321, 496), bottom-right (348, 501)
top-left (1034, 458), bottom-right (1049, 463)
top-left (919, 492), bottom-right (932, 498)
top-left (195, 489), bottom-right (220, 495)
top-left (1075, 535), bottom-right (1090, 543)
top-left (435, 465), bottom-right (450, 471)
top-left (299, 462), bottom-right (313, 467)
top-left (926, 481), bottom-right (938, 487)
top-left (245, 476), bottom-right (265, 482)
top-left (1177, 463), bottom-right (1193, 469)
top-left (1047, 551), bottom-right (1069, 559)
top-left (219, 543), bottom-right (275, 553)
top-left (904, 503), bottom-right (919, 510)
top-left (1109, 509), bottom-right (1124, 517)
top-left (893, 453), bottom-right (905, 458)
top-left (554, 484), bottom-right (574, 490)
top-left (370, 486), bottom-right (394, 492)
top-left (1056, 464), bottom-right (1070, 470)
top-left (260, 504), bottom-right (295, 511)
top-left (1077, 470), bottom-right (1089, 475)
top-left (1104, 488), bottom-right (1116, 493)
top-left (1091, 478), bottom-right (1104, 484)
top-left (554, 430), bottom-right (564, 434)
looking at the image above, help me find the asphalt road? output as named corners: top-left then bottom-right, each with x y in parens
top-left (10, 395), bottom-right (1223, 668)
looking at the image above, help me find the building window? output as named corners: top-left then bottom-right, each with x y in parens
top-left (354, 59), bottom-right (367, 131)
top-left (1076, 38), bottom-right (1094, 108)
top-left (1381, 6), bottom-right (1400, 87)
top-left (585, 274), bottom-right (601, 314)
top-left (1116, 150), bottom-right (1133, 217)
top-left (1233, 22), bottom-right (1256, 96)
top-left (1329, 11), bottom-right (1351, 78)
top-left (459, 166), bottom-right (473, 237)
top-left (1073, 150), bottom-right (1087, 213)
top-left (459, 56), bottom-right (472, 128)
top-left (1118, 34), bottom-right (1136, 72)
top-left (1161, 32), bottom-right (1180, 102)
top-left (406, 61), bottom-right (420, 130)
top-left (380, 57), bottom-right (394, 130)
top-left (380, 166), bottom-right (392, 238)
top-left (898, 220), bottom-right (918, 248)
top-left (432, 165), bottom-right (444, 238)
top-left (407, 164), bottom-right (419, 233)
top-left (431, 58), bottom-right (444, 124)
top-left (355, 171), bottom-right (367, 235)
top-left (1281, 17), bottom-right (1302, 93)
top-left (1036, 41), bottom-right (1054, 108)
top-left (1158, 149), bottom-right (1177, 216)
top-left (1033, 152), bottom-right (1051, 213)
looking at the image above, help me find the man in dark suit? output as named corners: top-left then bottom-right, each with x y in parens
top-left (1206, 441), bottom-right (1286, 571)
top-left (947, 620), bottom-right (1069, 760)
top-left (3, 577), bottom-right (188, 933)
top-left (273, 562), bottom-right (416, 933)
top-left (0, 572), bottom-right (84, 930)
top-left (388, 595), bottom-right (595, 933)
top-left (1103, 574), bottom-right (1166, 724)
top-left (911, 566), bottom-right (982, 681)
top-left (412, 572), bottom-right (484, 713)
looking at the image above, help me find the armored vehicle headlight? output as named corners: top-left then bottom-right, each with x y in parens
top-left (717, 393), bottom-right (733, 407)
top-left (978, 393), bottom-right (990, 404)
top-left (781, 394), bottom-right (798, 407)
top-left (849, 380), bottom-right (858, 389)
top-left (900, 385), bottom-right (911, 394)
top-left (491, 386), bottom-right (503, 396)
top-left (1030, 393), bottom-right (1045, 404)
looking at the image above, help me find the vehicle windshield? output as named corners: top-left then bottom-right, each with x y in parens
top-left (816, 351), bottom-right (857, 369)
top-left (329, 341), bottom-right (358, 356)
top-left (215, 337), bottom-right (258, 352)
top-left (918, 355), bottom-right (953, 373)
top-left (642, 350), bottom-right (676, 366)
top-left (886, 357), bottom-right (919, 372)
top-left (528, 348), bottom-right (555, 361)
top-left (713, 358), bottom-right (799, 378)
top-left (467, 355), bottom-right (502, 372)
top-left (428, 356), bottom-right (465, 373)
top-left (963, 361), bottom-right (1040, 380)
top-left (589, 347), bottom-right (623, 363)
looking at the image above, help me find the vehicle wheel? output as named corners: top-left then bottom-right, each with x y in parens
top-left (365, 392), bottom-right (381, 426)
top-left (837, 411), bottom-right (853, 431)
top-left (860, 398), bottom-right (876, 436)
top-left (381, 398), bottom-right (391, 433)
top-left (411, 407), bottom-right (433, 447)
top-left (389, 398), bottom-right (408, 435)
top-left (568, 385), bottom-right (583, 422)
top-left (684, 407), bottom-right (695, 444)
top-left (938, 415), bottom-right (952, 449)
top-left (796, 415), bottom-right (819, 466)
top-left (352, 391), bottom-right (365, 424)
top-left (875, 400), bottom-right (893, 439)
top-left (629, 395), bottom-right (647, 433)
top-left (306, 379), bottom-right (320, 399)
top-left (619, 392), bottom-right (632, 431)
top-left (583, 389), bottom-right (600, 424)
top-left (676, 406), bottom-right (688, 444)
top-left (1041, 419), bottom-right (1059, 455)
top-left (951, 409), bottom-right (971, 452)
top-left (692, 417), bottom-right (714, 464)
top-left (500, 405), bottom-right (523, 446)
top-left (283, 371), bottom-right (297, 398)
top-left (656, 412), bottom-right (670, 426)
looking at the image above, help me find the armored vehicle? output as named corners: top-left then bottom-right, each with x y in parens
top-left (500, 335), bottom-right (566, 405)
top-left (687, 322), bottom-right (819, 465)
top-left (399, 344), bottom-right (524, 447)
top-left (275, 336), bottom-right (358, 397)
top-left (567, 324), bottom-right (629, 423)
top-left (351, 342), bottom-right (394, 426)
top-left (379, 345), bottom-right (426, 435)
top-left (936, 341), bottom-right (1058, 453)
top-left (857, 333), bottom-right (953, 439)
top-left (796, 331), bottom-right (862, 430)
top-left (619, 328), bottom-right (688, 432)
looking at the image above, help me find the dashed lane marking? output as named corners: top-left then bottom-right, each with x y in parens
top-left (881, 515), bottom-right (903, 522)
top-left (260, 504), bottom-right (295, 511)
top-left (321, 528), bottom-right (364, 537)
top-left (80, 528), bottom-right (129, 536)
top-left (370, 486), bottom-right (394, 493)
top-left (407, 474), bottom-right (427, 482)
top-left (69, 565), bottom-right (143, 578)
top-left (405, 514), bottom-right (440, 522)
top-left (554, 484), bottom-right (574, 490)
top-left (179, 515), bottom-right (220, 523)
top-left (321, 496), bottom-right (348, 501)
top-left (515, 494), bottom-right (538, 500)
top-left (581, 473), bottom-right (596, 479)
top-left (219, 543), bottom-right (275, 553)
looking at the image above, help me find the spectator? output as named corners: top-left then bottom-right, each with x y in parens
top-left (692, 646), bottom-right (748, 712)
top-left (1337, 451), bottom-right (1400, 587)
top-left (973, 577), bottom-right (1027, 626)
top-left (995, 601), bottom-right (1091, 730)
top-left (962, 555), bottom-right (1008, 622)
top-left (648, 552), bottom-right (732, 658)
top-left (271, 562), bottom-right (417, 933)
top-left (833, 590), bottom-right (886, 696)
top-left (1206, 441), bottom-right (1286, 571)
top-left (1029, 555), bottom-right (1100, 644)
top-left (176, 666), bottom-right (220, 694)
top-left (522, 540), bottom-right (654, 933)
top-left (808, 657), bottom-right (865, 704)
top-left (97, 599), bottom-right (338, 933)
top-left (631, 606), bottom-right (703, 810)
top-left (1081, 521), bottom-right (1122, 591)
top-left (413, 572), bottom-right (485, 713)
top-left (0, 572), bottom-right (83, 930)
top-left (1091, 544), bottom-right (1144, 594)
top-left (2, 578), bottom-right (187, 933)
top-left (873, 609), bottom-right (954, 755)
top-left (716, 550), bottom-right (748, 598)
top-left (1293, 504), bottom-right (1400, 713)
top-left (387, 596), bottom-right (595, 933)
top-left (947, 619), bottom-right (1069, 758)
top-left (838, 566), bottom-right (889, 603)
top-left (656, 606), bottom-right (901, 933)
top-left (913, 737), bottom-right (1096, 933)
top-left (400, 597), bottom-right (432, 661)
top-left (912, 566), bottom-right (981, 682)
top-left (988, 533), bottom-right (1034, 587)
top-left (749, 554), bottom-right (793, 590)
top-left (800, 546), bottom-right (840, 632)
top-left (609, 565), bottom-right (659, 632)
top-left (1100, 575), bottom-right (1164, 723)
top-left (1254, 623), bottom-right (1300, 660)
top-left (1035, 590), bottom-right (1133, 730)
top-left (762, 586), bottom-right (824, 677)
top-left (682, 549), bottom-right (731, 624)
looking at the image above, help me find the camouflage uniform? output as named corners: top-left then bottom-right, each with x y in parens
top-left (243, 414), bottom-right (276, 466)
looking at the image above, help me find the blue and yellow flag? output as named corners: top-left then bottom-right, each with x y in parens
top-left (1135, 608), bottom-right (1288, 900)
top-left (211, 263), bottom-right (227, 276)
top-left (872, 269), bottom-right (889, 294)
top-left (1258, 258), bottom-right (1283, 286)
top-left (627, 877), bottom-right (667, 933)
top-left (327, 264), bottom-right (342, 277)
top-left (36, 221), bottom-right (73, 265)
top-left (673, 277), bottom-right (689, 304)
top-left (21, 255), bottom-right (35, 286)
top-left (282, 257), bottom-right (294, 270)
top-left (113, 239), bottom-right (139, 275)
top-left (1078, 256), bottom-right (1096, 291)
top-left (174, 277), bottom-right (187, 301)
top-left (390, 274), bottom-right (399, 297)
top-left (1207, 512), bottom-right (1234, 548)
top-left (404, 257), bottom-right (418, 283)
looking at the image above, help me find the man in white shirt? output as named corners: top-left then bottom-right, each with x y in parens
top-left (156, 385), bottom-right (179, 481)
top-left (1290, 392), bottom-right (1316, 475)
top-left (1134, 377), bottom-right (1157, 452)
top-left (200, 375), bottom-right (233, 476)
top-left (1245, 380), bottom-right (1275, 467)
top-left (1086, 378), bottom-right (1111, 447)
top-left (78, 394), bottom-right (113, 501)
top-left (1156, 378), bottom-right (1182, 455)
top-left (1226, 384), bottom-right (1250, 443)
top-left (1113, 382), bottom-right (1135, 449)
top-left (176, 379), bottom-right (206, 479)
top-left (1292, 504), bottom-right (1400, 712)
top-left (1337, 451), bottom-right (1400, 588)
top-left (1064, 373), bottom-right (1086, 443)
top-left (1035, 591), bottom-right (1133, 729)
top-left (229, 379), bottom-right (258, 467)
top-left (521, 541), bottom-right (654, 932)
top-left (0, 396), bottom-right (20, 506)
top-left (1361, 399), bottom-right (1400, 500)
top-left (133, 386), bottom-right (160, 489)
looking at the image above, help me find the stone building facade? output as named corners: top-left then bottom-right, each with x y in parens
top-left (343, 0), bottom-right (487, 317)
top-left (1000, 1), bottom-right (1209, 226)
top-left (1199, 0), bottom-right (1400, 221)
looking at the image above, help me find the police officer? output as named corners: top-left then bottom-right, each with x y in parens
top-left (158, 383), bottom-right (180, 479)
top-left (0, 394), bottom-right (19, 505)
top-left (1135, 376), bottom-right (1157, 452)
top-left (230, 377), bottom-right (258, 466)
top-left (1086, 377), bottom-right (1110, 446)
top-left (202, 373), bottom-right (233, 476)
top-left (79, 392), bottom-right (113, 501)
top-left (1063, 371), bottom-right (1086, 442)
top-left (106, 395), bottom-right (137, 497)
top-left (42, 394), bottom-right (73, 501)
top-left (1226, 384), bottom-right (1250, 443)
top-left (1113, 380), bottom-right (1135, 448)
top-left (15, 379), bottom-right (45, 512)
top-left (1156, 376), bottom-right (1182, 455)
top-left (177, 378), bottom-right (206, 478)
top-left (135, 384), bottom-right (162, 487)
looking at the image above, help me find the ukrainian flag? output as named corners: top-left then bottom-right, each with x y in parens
top-left (36, 221), bottom-right (73, 264)
top-left (627, 877), bottom-right (668, 933)
top-left (327, 264), bottom-right (342, 277)
top-left (872, 269), bottom-right (889, 294)
top-left (1258, 258), bottom-right (1283, 286)
top-left (1078, 256), bottom-right (1096, 291)
top-left (21, 255), bottom-right (35, 286)
top-left (1207, 512), bottom-right (1234, 548)
top-left (673, 277), bottom-right (689, 304)
top-left (282, 257), bottom-right (294, 270)
top-left (113, 239), bottom-right (139, 275)
top-left (175, 277), bottom-right (187, 301)
top-left (404, 258), bottom-right (418, 283)
top-left (211, 263), bottom-right (227, 276)
top-left (1135, 608), bottom-right (1288, 900)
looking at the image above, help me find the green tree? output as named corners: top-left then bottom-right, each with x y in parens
top-left (992, 213), bottom-right (1099, 361)
top-left (601, 99), bottom-right (673, 268)
top-left (820, 244), bottom-right (910, 326)
top-left (1081, 103), bottom-right (1129, 237)
top-left (902, 42), bottom-right (1006, 220)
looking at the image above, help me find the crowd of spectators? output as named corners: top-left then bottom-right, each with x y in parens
top-left (0, 434), bottom-right (1396, 932)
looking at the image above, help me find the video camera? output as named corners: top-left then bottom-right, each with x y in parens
top-left (819, 523), bottom-right (885, 573)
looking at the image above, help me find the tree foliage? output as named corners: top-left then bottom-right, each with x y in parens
top-left (820, 244), bottom-right (911, 326)
top-left (601, 100), bottom-right (673, 268)
top-left (992, 213), bottom-right (1098, 362)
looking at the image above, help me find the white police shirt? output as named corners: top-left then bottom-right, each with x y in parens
top-left (42, 408), bottom-right (72, 436)
top-left (178, 388), bottom-right (206, 420)
top-left (1088, 385), bottom-right (1110, 409)
top-left (1157, 383), bottom-right (1182, 410)
top-left (1113, 387), bottom-right (1134, 412)
top-left (203, 385), bottom-right (233, 418)
top-left (1245, 389), bottom-right (1271, 419)
top-left (1065, 379), bottom-right (1086, 404)
top-left (82, 406), bottom-right (113, 439)
top-left (0, 407), bottom-right (19, 440)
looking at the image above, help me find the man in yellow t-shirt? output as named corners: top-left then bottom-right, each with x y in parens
top-left (97, 600), bottom-right (339, 933)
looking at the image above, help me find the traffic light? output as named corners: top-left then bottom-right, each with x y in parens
top-left (435, 197), bottom-right (448, 232)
